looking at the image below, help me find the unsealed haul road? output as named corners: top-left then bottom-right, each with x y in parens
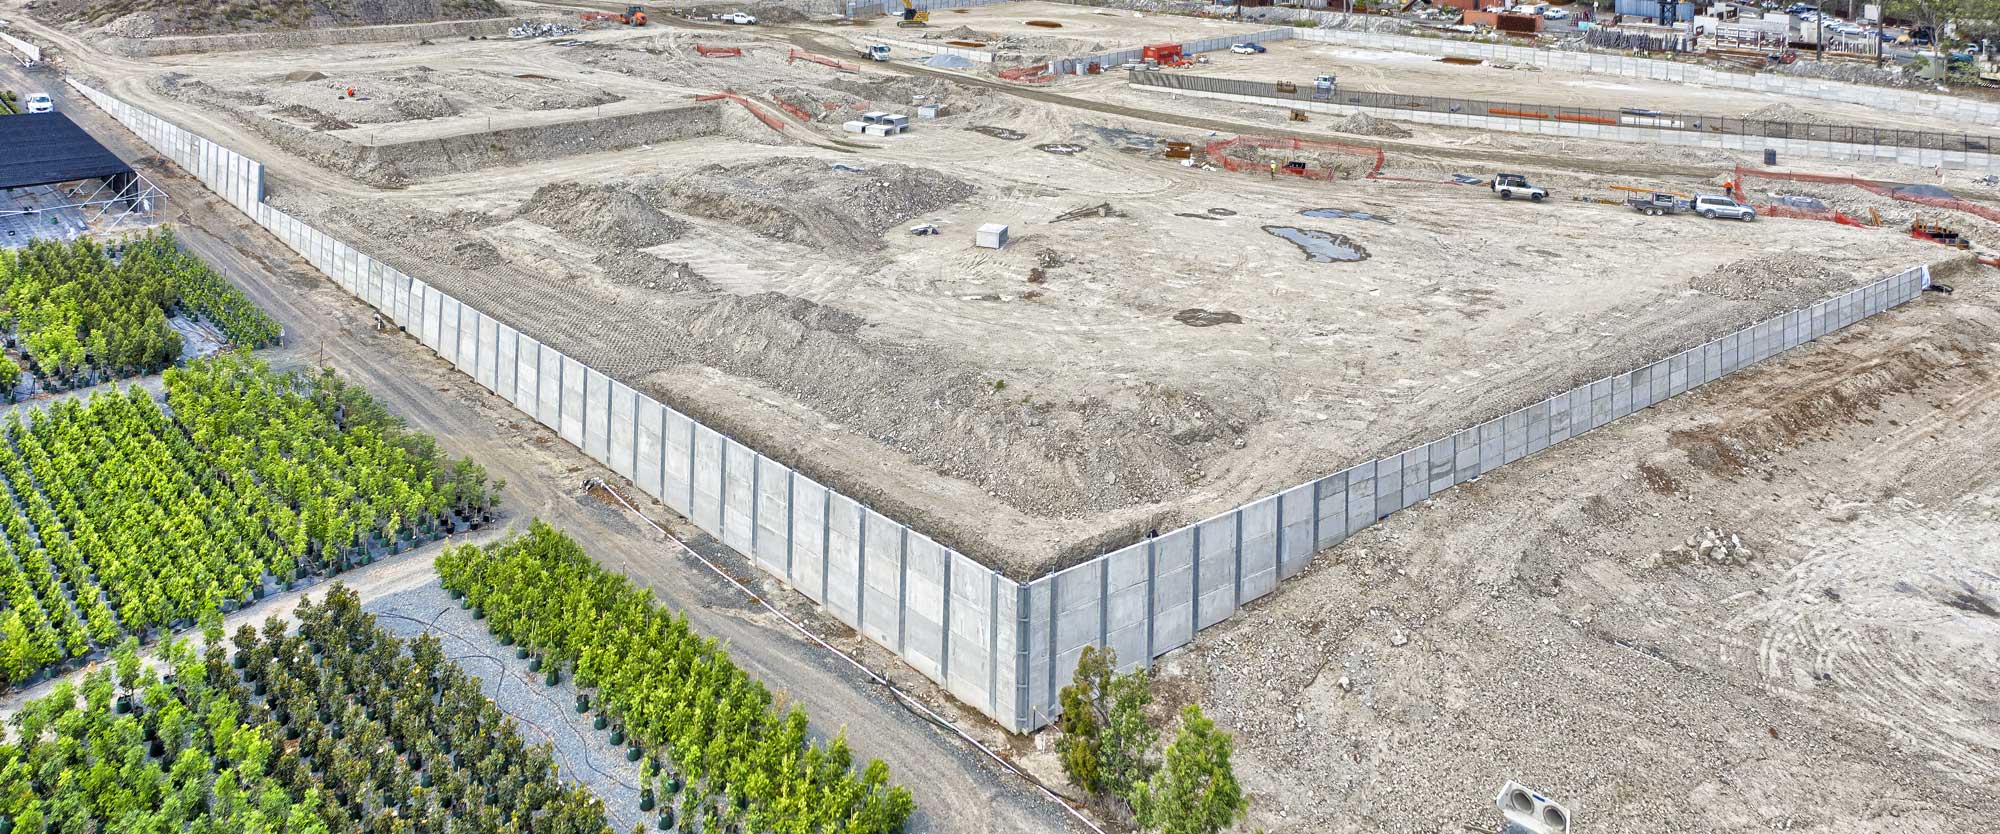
top-left (0, 59), bottom-right (1079, 834)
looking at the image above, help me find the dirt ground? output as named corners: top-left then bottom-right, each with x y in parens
top-left (1141, 38), bottom-right (1978, 135)
top-left (1050, 259), bottom-right (1998, 834)
top-left (847, 1), bottom-right (1266, 64)
top-left (17, 1), bottom-right (1984, 579)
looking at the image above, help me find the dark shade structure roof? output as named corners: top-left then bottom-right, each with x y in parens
top-left (0, 112), bottom-right (133, 190)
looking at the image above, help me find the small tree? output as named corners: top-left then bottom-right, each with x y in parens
top-left (1131, 705), bottom-right (1247, 834)
top-left (1055, 646), bottom-right (1157, 803)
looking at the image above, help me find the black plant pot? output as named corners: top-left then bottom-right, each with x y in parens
top-left (640, 791), bottom-right (655, 812)
top-left (593, 715), bottom-right (607, 731)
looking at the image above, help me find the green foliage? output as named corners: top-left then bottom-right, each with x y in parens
top-left (0, 584), bottom-right (611, 834)
top-left (0, 354), bottom-right (489, 689)
top-left (0, 230), bottom-right (279, 384)
top-left (436, 522), bottom-right (915, 834)
top-left (1056, 646), bottom-right (1157, 803)
top-left (1131, 705), bottom-right (1247, 834)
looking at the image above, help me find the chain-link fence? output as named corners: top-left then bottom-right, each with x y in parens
top-left (1132, 70), bottom-right (1997, 153)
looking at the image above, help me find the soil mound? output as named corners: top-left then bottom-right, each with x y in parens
top-left (1329, 112), bottom-right (1412, 138)
top-left (1742, 103), bottom-right (1834, 125)
top-left (519, 183), bottom-right (687, 250)
top-left (652, 159), bottom-right (978, 252)
top-left (1690, 253), bottom-right (1859, 302)
top-left (34, 0), bottom-right (504, 36)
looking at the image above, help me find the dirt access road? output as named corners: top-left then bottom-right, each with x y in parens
top-left (3, 60), bottom-right (1081, 834)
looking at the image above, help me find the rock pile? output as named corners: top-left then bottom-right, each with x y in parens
top-left (1329, 112), bottom-right (1412, 138)
top-left (1643, 527), bottom-right (1756, 568)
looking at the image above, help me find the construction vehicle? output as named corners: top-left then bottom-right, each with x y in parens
top-left (580, 5), bottom-right (646, 25)
top-left (1911, 220), bottom-right (1971, 249)
top-left (862, 44), bottom-right (891, 61)
top-left (1625, 192), bottom-right (1689, 216)
top-left (899, 0), bottom-right (929, 27)
top-left (1491, 173), bottom-right (1548, 201)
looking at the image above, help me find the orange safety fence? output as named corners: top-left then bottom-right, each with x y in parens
top-left (1202, 135), bottom-right (1386, 180)
top-left (1754, 203), bottom-right (1873, 227)
top-left (786, 48), bottom-right (858, 72)
top-left (1554, 113), bottom-right (1619, 126)
top-left (694, 91), bottom-right (786, 134)
top-left (772, 98), bottom-right (814, 122)
top-left (998, 63), bottom-right (1056, 84)
top-left (1736, 164), bottom-right (2000, 225)
top-left (695, 44), bottom-right (743, 58)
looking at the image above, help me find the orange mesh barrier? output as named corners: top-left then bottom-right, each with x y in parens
top-left (1202, 135), bottom-right (1386, 180)
top-left (1736, 165), bottom-right (2000, 225)
top-left (998, 63), bottom-right (1055, 83)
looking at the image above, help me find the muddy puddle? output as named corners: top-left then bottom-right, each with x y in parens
top-left (1037, 143), bottom-right (1085, 155)
top-left (1301, 207), bottom-right (1392, 224)
top-left (1175, 308), bottom-right (1243, 327)
top-left (1263, 226), bottom-right (1369, 262)
top-left (969, 125), bottom-right (1026, 140)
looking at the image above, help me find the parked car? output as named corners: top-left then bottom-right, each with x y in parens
top-left (1694, 194), bottom-right (1757, 221)
top-left (1542, 8), bottom-right (1570, 20)
top-left (23, 93), bottom-right (53, 114)
top-left (1229, 42), bottom-right (1267, 54)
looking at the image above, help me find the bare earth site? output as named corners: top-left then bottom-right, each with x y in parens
top-left (1, 0), bottom-right (1997, 832)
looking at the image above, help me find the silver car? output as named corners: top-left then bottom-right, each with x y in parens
top-left (1694, 194), bottom-right (1757, 221)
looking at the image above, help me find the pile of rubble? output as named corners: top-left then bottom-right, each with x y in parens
top-left (509, 21), bottom-right (576, 39)
top-left (1772, 58), bottom-right (1923, 89)
top-left (1639, 527), bottom-right (1757, 569)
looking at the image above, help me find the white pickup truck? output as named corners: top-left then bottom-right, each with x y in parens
top-left (714, 11), bottom-right (758, 24)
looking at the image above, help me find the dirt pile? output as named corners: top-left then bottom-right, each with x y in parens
top-left (1689, 253), bottom-right (1863, 302)
top-left (31, 0), bottom-right (504, 36)
top-left (1328, 112), bottom-right (1412, 138)
top-left (1742, 102), bottom-right (1835, 125)
top-left (1773, 57), bottom-right (1923, 89)
top-left (650, 159), bottom-right (979, 252)
top-left (518, 183), bottom-right (686, 249)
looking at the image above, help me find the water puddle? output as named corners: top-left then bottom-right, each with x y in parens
top-left (1088, 125), bottom-right (1160, 151)
top-left (1175, 308), bottom-right (1243, 327)
top-left (1263, 226), bottom-right (1369, 263)
top-left (1037, 143), bottom-right (1085, 155)
top-left (1208, 208), bottom-right (1237, 216)
top-left (1301, 207), bottom-right (1393, 224)
top-left (968, 125), bottom-right (1026, 140)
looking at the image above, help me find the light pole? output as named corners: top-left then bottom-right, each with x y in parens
top-left (1816, 0), bottom-right (1825, 60)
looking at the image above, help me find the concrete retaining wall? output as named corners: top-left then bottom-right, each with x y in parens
top-left (1286, 25), bottom-right (2000, 128)
top-left (1133, 82), bottom-right (2000, 173)
top-left (68, 79), bottom-right (1935, 735)
top-left (0, 29), bottom-right (40, 62)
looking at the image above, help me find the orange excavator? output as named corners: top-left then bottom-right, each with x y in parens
top-left (581, 4), bottom-right (647, 25)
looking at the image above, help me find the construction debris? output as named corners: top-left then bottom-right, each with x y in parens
top-left (509, 21), bottom-right (577, 39)
top-left (1053, 203), bottom-right (1125, 222)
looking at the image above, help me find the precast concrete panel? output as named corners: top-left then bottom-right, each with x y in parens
top-left (390, 270), bottom-right (414, 328)
top-left (662, 408), bottom-right (693, 515)
top-left (1104, 543), bottom-right (1149, 667)
top-left (1050, 562), bottom-right (1100, 696)
top-left (1399, 445), bottom-right (1429, 508)
top-left (453, 307), bottom-right (478, 376)
top-left (901, 534), bottom-right (948, 678)
top-left (635, 397), bottom-right (665, 501)
top-left (860, 510), bottom-right (904, 650)
top-left (1314, 469), bottom-right (1349, 550)
top-left (1150, 528), bottom-right (1195, 655)
top-left (1022, 577), bottom-right (1054, 725)
top-left (1374, 452), bottom-right (1405, 518)
top-left (1589, 379), bottom-right (1613, 429)
top-left (513, 336), bottom-right (541, 414)
top-left (476, 317), bottom-right (499, 392)
top-left (1238, 497), bottom-right (1279, 602)
top-left (422, 292), bottom-right (445, 354)
top-left (993, 582), bottom-right (1021, 730)
top-left (1548, 393), bottom-right (1573, 446)
top-left (721, 439), bottom-right (756, 553)
top-left (558, 355), bottom-right (587, 446)
top-left (789, 473), bottom-right (830, 604)
top-left (753, 456), bottom-right (791, 575)
top-left (1526, 401), bottom-right (1551, 455)
top-left (493, 325), bottom-right (518, 406)
top-left (609, 382), bottom-right (637, 480)
top-left (1427, 437), bottom-right (1458, 493)
top-left (1277, 482), bottom-right (1315, 579)
top-left (1668, 351), bottom-right (1689, 396)
top-left (690, 425), bottom-right (725, 536)
top-left (823, 493), bottom-right (864, 625)
top-left (946, 554), bottom-right (997, 711)
top-left (584, 368), bottom-right (612, 461)
top-left (1195, 514), bottom-right (1238, 630)
top-left (1345, 459), bottom-right (1379, 535)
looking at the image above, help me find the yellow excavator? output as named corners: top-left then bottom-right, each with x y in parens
top-left (899, 0), bottom-right (928, 27)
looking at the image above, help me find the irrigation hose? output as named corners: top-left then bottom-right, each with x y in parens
top-left (581, 478), bottom-right (1108, 834)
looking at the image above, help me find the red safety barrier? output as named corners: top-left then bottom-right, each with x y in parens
top-left (693, 91), bottom-right (786, 133)
top-left (786, 48), bottom-right (857, 72)
top-left (1202, 135), bottom-right (1385, 180)
top-left (695, 44), bottom-right (743, 58)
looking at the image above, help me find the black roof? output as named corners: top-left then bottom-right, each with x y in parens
top-left (0, 111), bottom-right (133, 190)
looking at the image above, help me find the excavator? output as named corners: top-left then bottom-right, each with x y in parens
top-left (899, 0), bottom-right (928, 27)
top-left (580, 4), bottom-right (647, 25)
